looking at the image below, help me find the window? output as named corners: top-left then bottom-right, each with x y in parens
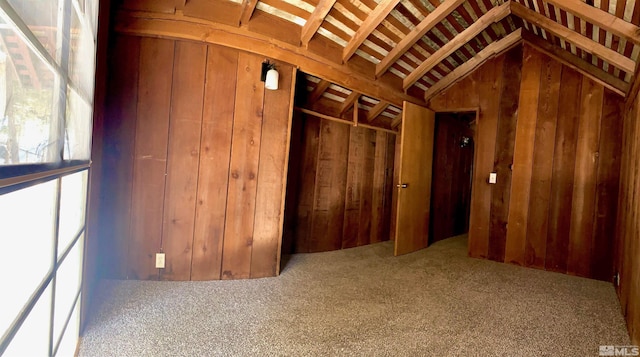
top-left (0, 0), bottom-right (98, 356)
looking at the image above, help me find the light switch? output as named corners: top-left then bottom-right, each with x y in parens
top-left (489, 172), bottom-right (497, 184)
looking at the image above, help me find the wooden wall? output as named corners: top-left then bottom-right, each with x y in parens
top-left (283, 114), bottom-right (395, 253)
top-left (429, 43), bottom-right (624, 281)
top-left (98, 35), bottom-right (295, 280)
top-left (616, 88), bottom-right (640, 344)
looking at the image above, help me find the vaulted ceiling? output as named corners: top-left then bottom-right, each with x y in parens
top-left (115, 0), bottom-right (640, 130)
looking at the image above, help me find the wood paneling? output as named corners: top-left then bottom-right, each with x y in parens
top-left (221, 52), bottom-right (266, 279)
top-left (251, 64), bottom-right (296, 278)
top-left (191, 46), bottom-right (238, 281)
top-left (100, 36), bottom-right (295, 280)
top-left (160, 41), bottom-right (207, 281)
top-left (616, 84), bottom-right (640, 345)
top-left (285, 115), bottom-right (395, 253)
top-left (489, 45), bottom-right (522, 262)
top-left (429, 43), bottom-right (623, 281)
top-left (128, 38), bottom-right (174, 280)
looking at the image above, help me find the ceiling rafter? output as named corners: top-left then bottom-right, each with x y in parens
top-left (543, 0), bottom-right (640, 47)
top-left (511, 1), bottom-right (636, 74)
top-left (366, 100), bottom-right (390, 122)
top-left (308, 79), bottom-right (332, 103)
top-left (390, 113), bottom-right (402, 129)
top-left (403, 1), bottom-right (510, 90)
top-left (301, 0), bottom-right (337, 47)
top-left (342, 0), bottom-right (402, 63)
top-left (424, 28), bottom-right (523, 101)
top-left (522, 31), bottom-right (628, 96)
top-left (340, 91), bottom-right (361, 115)
top-left (375, 0), bottom-right (466, 78)
top-left (239, 0), bottom-right (259, 25)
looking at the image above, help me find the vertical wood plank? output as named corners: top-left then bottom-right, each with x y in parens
top-left (342, 126), bottom-right (364, 249)
top-left (370, 131), bottom-right (388, 243)
top-left (160, 41), bottom-right (207, 281)
top-left (389, 131), bottom-right (401, 241)
top-left (591, 89), bottom-right (622, 281)
top-left (505, 45), bottom-right (542, 266)
top-left (310, 120), bottom-right (349, 252)
top-left (488, 45), bottom-right (522, 262)
top-left (382, 133), bottom-right (396, 242)
top-left (524, 55), bottom-right (562, 268)
top-left (567, 77), bottom-right (603, 277)
top-left (191, 45), bottom-right (238, 281)
top-left (292, 116), bottom-right (321, 253)
top-left (100, 35), bottom-right (139, 279)
top-left (468, 55), bottom-right (505, 259)
top-left (251, 64), bottom-right (295, 278)
top-left (357, 129), bottom-right (376, 246)
top-left (546, 66), bottom-right (582, 274)
top-left (221, 52), bottom-right (265, 279)
top-left (128, 37), bottom-right (174, 280)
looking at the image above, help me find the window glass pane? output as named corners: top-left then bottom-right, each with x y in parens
top-left (68, 7), bottom-right (95, 100)
top-left (63, 87), bottom-right (91, 160)
top-left (3, 283), bottom-right (52, 357)
top-left (53, 233), bottom-right (83, 342)
top-left (58, 170), bottom-right (87, 251)
top-left (0, 15), bottom-right (60, 166)
top-left (54, 295), bottom-right (80, 357)
top-left (6, 0), bottom-right (61, 62)
top-left (0, 180), bottom-right (56, 336)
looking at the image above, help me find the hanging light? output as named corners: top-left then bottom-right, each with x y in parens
top-left (261, 60), bottom-right (279, 90)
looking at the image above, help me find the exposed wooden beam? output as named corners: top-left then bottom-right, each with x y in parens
top-left (308, 79), bottom-right (331, 103)
top-left (342, 0), bottom-right (401, 63)
top-left (424, 28), bottom-right (523, 101)
top-left (115, 11), bottom-right (426, 107)
top-left (353, 97), bottom-right (359, 126)
top-left (295, 107), bottom-right (397, 134)
top-left (522, 30), bottom-right (627, 97)
top-left (543, 0), bottom-right (640, 47)
top-left (375, 0), bottom-right (465, 77)
top-left (340, 91), bottom-right (361, 115)
top-left (390, 113), bottom-right (402, 128)
top-left (301, 0), bottom-right (337, 47)
top-left (366, 100), bottom-right (389, 122)
top-left (511, 1), bottom-right (636, 74)
top-left (404, 2), bottom-right (510, 90)
top-left (239, 0), bottom-right (259, 25)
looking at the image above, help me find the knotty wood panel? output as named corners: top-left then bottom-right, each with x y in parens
top-left (191, 46), bottom-right (238, 281)
top-left (251, 63), bottom-right (296, 278)
top-left (100, 36), bottom-right (295, 281)
top-left (567, 78), bottom-right (603, 277)
top-left (310, 120), bottom-right (349, 252)
top-left (286, 115), bottom-right (396, 253)
top-left (221, 51), bottom-right (266, 279)
top-left (524, 55), bottom-right (562, 269)
top-left (128, 37), bottom-right (174, 280)
top-left (99, 36), bottom-right (139, 279)
top-left (160, 41), bottom-right (207, 281)
top-left (429, 43), bottom-right (623, 281)
top-left (488, 45), bottom-right (522, 262)
top-left (357, 129), bottom-right (376, 247)
top-left (504, 45), bottom-right (541, 266)
top-left (545, 68), bottom-right (582, 274)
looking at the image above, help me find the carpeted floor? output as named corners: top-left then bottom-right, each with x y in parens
top-left (79, 235), bottom-right (630, 356)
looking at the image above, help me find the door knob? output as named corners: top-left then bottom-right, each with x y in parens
top-left (397, 183), bottom-right (408, 188)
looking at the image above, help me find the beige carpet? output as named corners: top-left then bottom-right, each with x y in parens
top-left (79, 235), bottom-right (630, 356)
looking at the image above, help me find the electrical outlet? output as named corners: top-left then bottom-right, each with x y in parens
top-left (155, 253), bottom-right (165, 269)
top-left (489, 172), bottom-right (497, 184)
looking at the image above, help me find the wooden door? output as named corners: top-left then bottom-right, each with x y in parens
top-left (394, 102), bottom-right (435, 256)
